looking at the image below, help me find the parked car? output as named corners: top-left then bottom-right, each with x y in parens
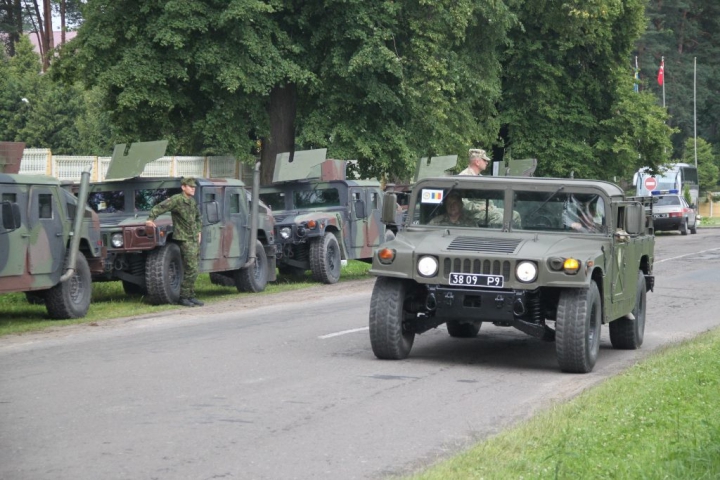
top-left (651, 191), bottom-right (697, 235)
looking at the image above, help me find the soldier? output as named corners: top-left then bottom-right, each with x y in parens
top-left (429, 192), bottom-right (480, 227)
top-left (458, 148), bottom-right (491, 176)
top-left (145, 177), bottom-right (204, 307)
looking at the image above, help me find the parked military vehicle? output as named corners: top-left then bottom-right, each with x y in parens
top-left (1, 142), bottom-right (104, 319)
top-left (370, 175), bottom-right (655, 373)
top-left (80, 141), bottom-right (276, 305)
top-left (259, 149), bottom-right (394, 284)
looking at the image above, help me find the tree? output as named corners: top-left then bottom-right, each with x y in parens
top-left (682, 137), bottom-right (718, 194)
top-left (56, 0), bottom-right (517, 183)
top-left (498, 0), bottom-right (674, 181)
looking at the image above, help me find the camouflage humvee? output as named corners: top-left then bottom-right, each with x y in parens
top-left (370, 175), bottom-right (655, 373)
top-left (259, 149), bottom-right (393, 284)
top-left (80, 141), bottom-right (277, 305)
top-left (1, 142), bottom-right (104, 319)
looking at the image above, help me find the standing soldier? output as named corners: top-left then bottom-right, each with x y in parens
top-left (145, 177), bottom-right (204, 307)
top-left (459, 148), bottom-right (491, 176)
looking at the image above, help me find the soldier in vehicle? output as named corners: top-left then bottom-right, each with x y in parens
top-left (458, 148), bottom-right (491, 176)
top-left (565, 196), bottom-right (605, 233)
top-left (145, 177), bottom-right (204, 307)
top-left (428, 192), bottom-right (481, 227)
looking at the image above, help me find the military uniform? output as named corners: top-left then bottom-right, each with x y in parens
top-left (428, 210), bottom-right (480, 227)
top-left (148, 178), bottom-right (202, 301)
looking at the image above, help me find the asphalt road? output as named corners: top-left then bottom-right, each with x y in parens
top-left (1, 228), bottom-right (719, 480)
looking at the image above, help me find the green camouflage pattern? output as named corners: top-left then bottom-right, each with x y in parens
top-left (148, 193), bottom-right (202, 242)
top-left (260, 149), bottom-right (392, 283)
top-left (0, 172), bottom-right (104, 318)
top-left (178, 240), bottom-right (199, 298)
top-left (80, 174), bottom-right (277, 303)
top-left (104, 140), bottom-right (169, 180)
top-left (371, 175), bottom-right (655, 348)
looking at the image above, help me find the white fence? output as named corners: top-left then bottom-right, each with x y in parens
top-left (19, 149), bottom-right (252, 183)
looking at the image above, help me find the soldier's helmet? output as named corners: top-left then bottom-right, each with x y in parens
top-left (181, 177), bottom-right (197, 187)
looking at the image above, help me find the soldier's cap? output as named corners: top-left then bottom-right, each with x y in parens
top-left (181, 177), bottom-right (197, 187)
top-left (469, 148), bottom-right (491, 162)
top-left (445, 191), bottom-right (463, 203)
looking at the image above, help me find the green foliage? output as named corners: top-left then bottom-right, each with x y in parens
top-left (682, 137), bottom-right (719, 194)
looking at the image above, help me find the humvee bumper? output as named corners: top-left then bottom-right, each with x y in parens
top-left (428, 285), bottom-right (517, 322)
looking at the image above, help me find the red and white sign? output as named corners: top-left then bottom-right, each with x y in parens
top-left (644, 177), bottom-right (658, 191)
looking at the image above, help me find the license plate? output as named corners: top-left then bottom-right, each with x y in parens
top-left (449, 273), bottom-right (504, 288)
top-left (653, 213), bottom-right (668, 218)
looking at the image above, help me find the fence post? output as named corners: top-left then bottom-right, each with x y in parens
top-left (46, 149), bottom-right (53, 176)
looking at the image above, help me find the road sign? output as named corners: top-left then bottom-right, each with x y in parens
top-left (644, 177), bottom-right (657, 191)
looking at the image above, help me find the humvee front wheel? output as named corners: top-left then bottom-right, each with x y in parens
top-left (235, 241), bottom-right (269, 293)
top-left (310, 233), bottom-right (341, 284)
top-left (446, 320), bottom-right (481, 338)
top-left (555, 282), bottom-right (602, 373)
top-left (145, 243), bottom-right (182, 305)
top-left (45, 254), bottom-right (92, 319)
top-left (369, 277), bottom-right (415, 359)
top-left (609, 271), bottom-right (646, 349)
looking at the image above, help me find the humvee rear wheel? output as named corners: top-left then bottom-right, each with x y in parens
top-left (446, 320), bottom-right (481, 338)
top-left (609, 271), bottom-right (646, 349)
top-left (235, 241), bottom-right (269, 293)
top-left (145, 243), bottom-right (182, 305)
top-left (45, 254), bottom-right (92, 319)
top-left (369, 277), bottom-right (415, 359)
top-left (122, 280), bottom-right (147, 296)
top-left (310, 233), bottom-right (341, 284)
top-left (555, 282), bottom-right (602, 373)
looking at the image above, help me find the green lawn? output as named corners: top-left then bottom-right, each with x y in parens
top-left (0, 260), bottom-right (373, 336)
top-left (408, 328), bottom-right (720, 480)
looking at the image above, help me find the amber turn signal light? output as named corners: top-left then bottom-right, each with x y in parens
top-left (377, 248), bottom-right (396, 264)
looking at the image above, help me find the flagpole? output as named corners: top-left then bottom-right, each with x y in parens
top-left (694, 57), bottom-right (697, 169)
top-left (662, 56), bottom-right (665, 108)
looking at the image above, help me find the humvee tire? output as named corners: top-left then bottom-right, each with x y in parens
top-left (45, 254), bottom-right (92, 319)
top-left (122, 280), bottom-right (147, 296)
top-left (555, 282), bottom-right (602, 373)
top-left (24, 291), bottom-right (46, 305)
top-left (145, 242), bottom-right (182, 305)
top-left (369, 277), bottom-right (415, 359)
top-left (609, 271), bottom-right (646, 349)
top-left (310, 233), bottom-right (341, 284)
top-left (235, 241), bottom-right (269, 293)
top-left (446, 320), bottom-right (481, 338)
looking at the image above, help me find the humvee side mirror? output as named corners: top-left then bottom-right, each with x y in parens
top-left (382, 193), bottom-right (398, 224)
top-left (625, 204), bottom-right (645, 235)
top-left (205, 201), bottom-right (220, 224)
top-left (354, 199), bottom-right (366, 219)
top-left (1, 201), bottom-right (22, 232)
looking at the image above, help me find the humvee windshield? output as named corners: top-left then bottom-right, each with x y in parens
top-left (87, 187), bottom-right (182, 213)
top-left (294, 188), bottom-right (340, 208)
top-left (259, 192), bottom-right (286, 211)
top-left (412, 186), bottom-right (607, 234)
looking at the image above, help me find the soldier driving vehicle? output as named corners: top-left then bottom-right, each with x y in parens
top-left (1, 142), bottom-right (104, 319)
top-left (81, 141), bottom-right (276, 305)
top-left (259, 149), bottom-right (393, 284)
top-left (369, 175), bottom-right (655, 373)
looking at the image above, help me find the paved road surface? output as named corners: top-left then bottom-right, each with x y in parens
top-left (1, 229), bottom-right (719, 480)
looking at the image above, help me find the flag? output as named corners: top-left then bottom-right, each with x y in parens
top-left (657, 58), bottom-right (664, 86)
top-left (634, 57), bottom-right (640, 93)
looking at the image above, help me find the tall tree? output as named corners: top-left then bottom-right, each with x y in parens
top-left (56, 0), bottom-right (516, 183)
top-left (0, 0), bottom-right (23, 56)
top-left (499, 0), bottom-right (674, 180)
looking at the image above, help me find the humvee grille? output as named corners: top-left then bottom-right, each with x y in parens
top-left (447, 237), bottom-right (522, 254)
top-left (443, 258), bottom-right (512, 279)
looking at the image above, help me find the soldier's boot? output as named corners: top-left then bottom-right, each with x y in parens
top-left (189, 298), bottom-right (204, 307)
top-left (178, 298), bottom-right (195, 307)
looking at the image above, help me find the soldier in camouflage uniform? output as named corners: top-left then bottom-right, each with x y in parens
top-left (429, 193), bottom-right (482, 227)
top-left (458, 148), bottom-right (490, 176)
top-left (145, 177), bottom-right (203, 307)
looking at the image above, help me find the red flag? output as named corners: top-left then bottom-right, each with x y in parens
top-left (657, 58), bottom-right (664, 86)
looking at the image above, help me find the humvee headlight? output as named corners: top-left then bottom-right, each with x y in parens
top-left (111, 233), bottom-right (124, 248)
top-left (279, 227), bottom-right (292, 239)
top-left (516, 261), bottom-right (538, 283)
top-left (563, 258), bottom-right (581, 274)
top-left (377, 248), bottom-right (396, 265)
top-left (417, 256), bottom-right (438, 277)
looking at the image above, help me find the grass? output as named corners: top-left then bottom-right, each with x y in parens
top-left (699, 216), bottom-right (720, 227)
top-left (0, 260), bottom-right (373, 336)
top-left (407, 328), bottom-right (720, 480)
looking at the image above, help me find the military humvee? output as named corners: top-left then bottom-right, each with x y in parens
top-left (259, 149), bottom-right (394, 284)
top-left (370, 175), bottom-right (655, 373)
top-left (82, 141), bottom-right (277, 305)
top-left (1, 142), bottom-right (103, 319)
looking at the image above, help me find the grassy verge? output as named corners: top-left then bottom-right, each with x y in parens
top-left (0, 260), bottom-right (372, 336)
top-left (700, 216), bottom-right (720, 227)
top-left (408, 329), bottom-right (720, 480)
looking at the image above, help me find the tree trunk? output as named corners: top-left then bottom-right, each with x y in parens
top-left (60, 0), bottom-right (66, 45)
top-left (260, 83), bottom-right (297, 185)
